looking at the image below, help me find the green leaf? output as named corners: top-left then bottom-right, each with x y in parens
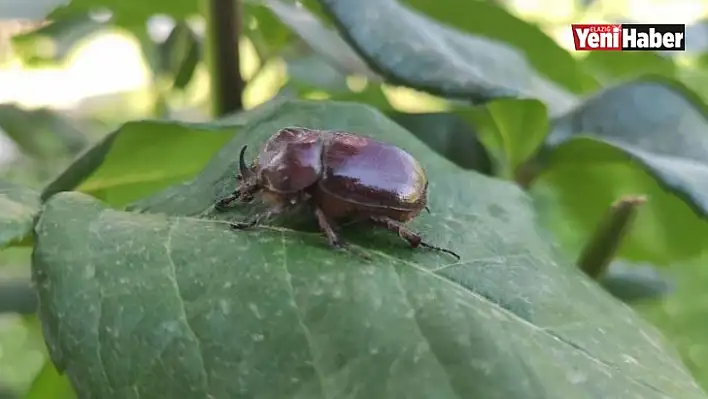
top-left (243, 1), bottom-right (292, 59)
top-left (316, 0), bottom-right (578, 114)
top-left (599, 262), bottom-right (673, 303)
top-left (285, 53), bottom-right (350, 92)
top-left (637, 254), bottom-right (708, 391)
top-left (533, 77), bottom-right (708, 264)
top-left (156, 21), bottom-right (201, 90)
top-left (262, 0), bottom-right (379, 80)
top-left (278, 56), bottom-right (391, 108)
top-left (34, 100), bottom-right (707, 398)
top-left (463, 98), bottom-right (548, 180)
top-left (678, 66), bottom-right (708, 105)
top-left (0, 104), bottom-right (89, 157)
top-left (278, 80), bottom-right (393, 112)
top-left (403, 0), bottom-right (596, 94)
top-left (11, 14), bottom-right (106, 67)
top-left (0, 181), bottom-right (41, 248)
top-left (42, 121), bottom-right (236, 207)
top-left (387, 111), bottom-right (493, 173)
top-left (582, 52), bottom-right (677, 84)
top-left (25, 359), bottom-right (76, 399)
top-left (41, 100), bottom-right (286, 206)
top-left (47, 0), bottom-right (199, 28)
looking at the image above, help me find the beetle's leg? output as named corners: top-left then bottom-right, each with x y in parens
top-left (215, 184), bottom-right (258, 211)
top-left (369, 216), bottom-right (460, 261)
top-left (313, 207), bottom-right (345, 249)
top-left (230, 203), bottom-right (286, 229)
top-left (230, 208), bottom-right (274, 229)
top-left (215, 193), bottom-right (239, 211)
top-left (230, 211), bottom-right (267, 229)
top-left (230, 192), bottom-right (306, 229)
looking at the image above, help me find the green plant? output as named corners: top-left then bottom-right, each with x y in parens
top-left (3, 0), bottom-right (708, 397)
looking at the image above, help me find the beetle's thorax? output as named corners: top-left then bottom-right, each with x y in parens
top-left (256, 128), bottom-right (325, 194)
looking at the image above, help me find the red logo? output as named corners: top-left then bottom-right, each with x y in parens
top-left (571, 24), bottom-right (623, 51)
top-left (571, 24), bottom-right (686, 51)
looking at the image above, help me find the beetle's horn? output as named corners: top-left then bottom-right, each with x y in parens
top-left (239, 145), bottom-right (253, 178)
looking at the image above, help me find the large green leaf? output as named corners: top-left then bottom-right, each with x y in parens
top-left (0, 181), bottom-right (41, 248)
top-left (285, 53), bottom-right (351, 92)
top-left (34, 100), bottom-right (706, 398)
top-left (532, 77), bottom-right (708, 264)
top-left (262, 0), bottom-right (379, 80)
top-left (0, 104), bottom-right (89, 157)
top-left (42, 121), bottom-right (236, 207)
top-left (316, 0), bottom-right (578, 114)
top-left (403, 0), bottom-right (596, 94)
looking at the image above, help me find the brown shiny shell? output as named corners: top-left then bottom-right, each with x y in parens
top-left (317, 131), bottom-right (428, 212)
top-left (257, 127), bottom-right (324, 193)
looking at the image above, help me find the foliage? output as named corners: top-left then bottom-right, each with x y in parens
top-left (2, 0), bottom-right (708, 397)
top-left (0, 181), bottom-right (41, 248)
top-left (41, 121), bottom-right (237, 206)
top-left (31, 101), bottom-right (706, 398)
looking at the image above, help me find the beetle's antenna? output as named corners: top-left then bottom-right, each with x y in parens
top-left (419, 242), bottom-right (460, 261)
top-left (424, 206), bottom-right (431, 214)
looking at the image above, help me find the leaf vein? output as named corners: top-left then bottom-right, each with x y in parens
top-left (390, 263), bottom-right (465, 399)
top-left (279, 231), bottom-right (330, 399)
top-left (95, 283), bottom-right (115, 396)
top-left (369, 247), bottom-right (673, 396)
top-left (428, 253), bottom-right (529, 273)
top-left (164, 219), bottom-right (209, 391)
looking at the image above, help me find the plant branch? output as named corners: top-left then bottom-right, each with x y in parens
top-left (203, 0), bottom-right (245, 116)
top-left (577, 195), bottom-right (647, 279)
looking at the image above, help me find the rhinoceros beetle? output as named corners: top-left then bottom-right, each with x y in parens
top-left (215, 127), bottom-right (460, 260)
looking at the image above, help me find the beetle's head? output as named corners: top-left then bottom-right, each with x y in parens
top-left (235, 145), bottom-right (260, 202)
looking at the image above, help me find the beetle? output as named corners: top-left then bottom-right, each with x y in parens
top-left (215, 127), bottom-right (460, 260)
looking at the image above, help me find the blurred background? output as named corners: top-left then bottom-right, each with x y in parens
top-left (1, 0), bottom-right (708, 397)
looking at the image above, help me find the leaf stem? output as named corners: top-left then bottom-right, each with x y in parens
top-left (577, 195), bottom-right (647, 279)
top-left (202, 0), bottom-right (245, 116)
top-left (514, 158), bottom-right (540, 189)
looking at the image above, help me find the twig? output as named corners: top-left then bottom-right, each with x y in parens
top-left (577, 195), bottom-right (647, 279)
top-left (203, 0), bottom-right (245, 116)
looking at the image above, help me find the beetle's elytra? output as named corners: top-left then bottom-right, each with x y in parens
top-left (215, 127), bottom-right (459, 260)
